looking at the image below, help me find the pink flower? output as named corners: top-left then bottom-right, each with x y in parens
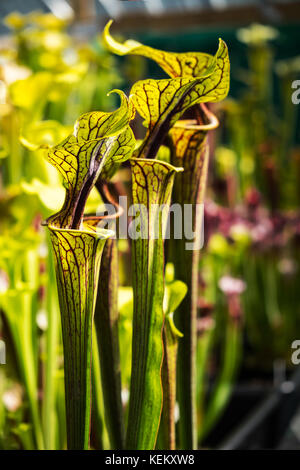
top-left (197, 316), bottom-right (215, 335)
top-left (218, 275), bottom-right (246, 296)
top-left (245, 187), bottom-right (261, 210)
top-left (0, 270), bottom-right (9, 294)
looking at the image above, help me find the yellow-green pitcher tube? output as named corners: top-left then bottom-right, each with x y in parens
top-left (169, 109), bottom-right (218, 449)
top-left (48, 222), bottom-right (114, 449)
top-left (126, 158), bottom-right (183, 450)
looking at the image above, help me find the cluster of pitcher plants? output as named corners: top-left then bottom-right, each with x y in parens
top-left (0, 13), bottom-right (231, 450)
top-left (1, 14), bottom-right (299, 451)
top-left (40, 20), bottom-right (229, 450)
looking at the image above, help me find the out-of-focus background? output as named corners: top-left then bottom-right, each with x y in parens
top-left (1, 0), bottom-right (300, 450)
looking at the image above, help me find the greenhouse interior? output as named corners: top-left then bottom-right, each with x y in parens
top-left (0, 0), bottom-right (300, 453)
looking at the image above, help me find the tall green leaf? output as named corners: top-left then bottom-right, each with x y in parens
top-left (127, 158), bottom-right (183, 449)
top-left (103, 20), bottom-right (217, 78)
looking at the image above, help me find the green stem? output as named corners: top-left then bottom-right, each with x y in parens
top-left (42, 240), bottom-right (59, 449)
top-left (160, 320), bottom-right (179, 450)
top-left (196, 325), bottom-right (215, 442)
top-left (21, 294), bottom-right (44, 450)
top-left (6, 292), bottom-right (44, 449)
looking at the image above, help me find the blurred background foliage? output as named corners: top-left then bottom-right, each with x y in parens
top-left (0, 0), bottom-right (300, 449)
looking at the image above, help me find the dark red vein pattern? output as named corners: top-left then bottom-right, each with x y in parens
top-left (169, 121), bottom-right (210, 449)
top-left (49, 224), bottom-right (111, 449)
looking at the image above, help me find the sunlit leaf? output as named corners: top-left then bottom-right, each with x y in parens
top-left (28, 90), bottom-right (136, 229)
top-left (103, 20), bottom-right (216, 78)
top-left (4, 12), bottom-right (27, 30)
top-left (103, 20), bottom-right (229, 161)
top-left (48, 129), bottom-right (135, 229)
top-left (21, 120), bottom-right (72, 148)
top-left (130, 40), bottom-right (228, 158)
top-left (21, 178), bottom-right (65, 212)
top-left (10, 72), bottom-right (54, 118)
top-left (164, 280), bottom-right (187, 322)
